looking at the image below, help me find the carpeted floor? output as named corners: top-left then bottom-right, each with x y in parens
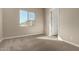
top-left (0, 34), bottom-right (79, 51)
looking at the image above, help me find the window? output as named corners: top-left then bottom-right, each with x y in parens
top-left (20, 10), bottom-right (36, 27)
top-left (29, 12), bottom-right (35, 21)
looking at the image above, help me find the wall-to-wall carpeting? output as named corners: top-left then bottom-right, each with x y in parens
top-left (0, 34), bottom-right (79, 51)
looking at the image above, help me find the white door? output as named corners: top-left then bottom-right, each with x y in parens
top-left (48, 10), bottom-right (52, 36)
top-left (0, 9), bottom-right (2, 39)
top-left (51, 8), bottom-right (59, 35)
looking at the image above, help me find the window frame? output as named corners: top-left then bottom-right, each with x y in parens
top-left (19, 10), bottom-right (36, 27)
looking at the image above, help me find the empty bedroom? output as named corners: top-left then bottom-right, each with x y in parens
top-left (0, 8), bottom-right (79, 51)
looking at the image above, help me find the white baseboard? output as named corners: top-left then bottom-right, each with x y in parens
top-left (58, 35), bottom-right (63, 41)
top-left (58, 35), bottom-right (79, 48)
top-left (3, 33), bottom-right (43, 40)
top-left (63, 40), bottom-right (79, 48)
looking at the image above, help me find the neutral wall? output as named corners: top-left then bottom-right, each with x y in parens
top-left (45, 8), bottom-right (50, 36)
top-left (3, 8), bottom-right (44, 38)
top-left (0, 9), bottom-right (2, 39)
top-left (59, 8), bottom-right (79, 45)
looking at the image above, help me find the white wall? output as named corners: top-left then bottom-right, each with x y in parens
top-left (0, 9), bottom-right (2, 39)
top-left (59, 8), bottom-right (79, 45)
top-left (3, 8), bottom-right (44, 38)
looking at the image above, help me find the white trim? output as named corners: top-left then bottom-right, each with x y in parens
top-left (58, 35), bottom-right (79, 48)
top-left (63, 40), bottom-right (79, 48)
top-left (3, 33), bottom-right (43, 40)
top-left (58, 35), bottom-right (63, 41)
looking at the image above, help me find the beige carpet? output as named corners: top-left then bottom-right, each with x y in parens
top-left (0, 34), bottom-right (79, 51)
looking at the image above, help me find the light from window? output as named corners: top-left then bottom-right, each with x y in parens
top-left (20, 10), bottom-right (36, 27)
top-left (29, 12), bottom-right (35, 21)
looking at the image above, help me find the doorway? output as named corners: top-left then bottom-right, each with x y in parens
top-left (37, 8), bottom-right (59, 40)
top-left (50, 8), bottom-right (59, 36)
